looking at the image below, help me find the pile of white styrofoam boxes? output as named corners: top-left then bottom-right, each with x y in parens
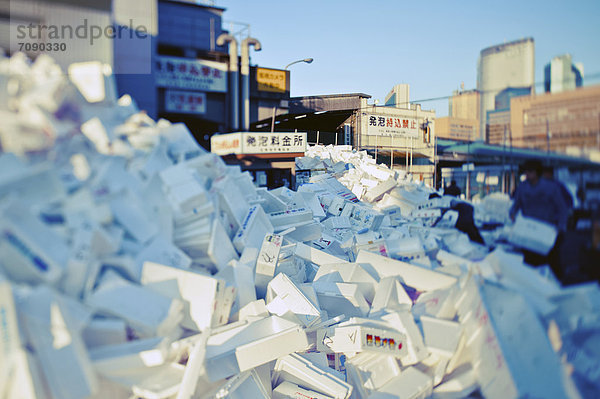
top-left (0, 54), bottom-right (599, 399)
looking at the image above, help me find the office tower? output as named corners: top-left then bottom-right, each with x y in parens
top-left (544, 54), bottom-right (583, 93)
top-left (477, 38), bottom-right (535, 140)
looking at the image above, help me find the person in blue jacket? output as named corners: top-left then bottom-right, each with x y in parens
top-left (509, 159), bottom-right (568, 277)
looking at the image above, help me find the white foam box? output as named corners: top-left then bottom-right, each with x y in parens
top-left (432, 364), bottom-right (478, 399)
top-left (238, 299), bottom-right (269, 321)
top-left (363, 178), bottom-right (396, 203)
top-left (412, 208), bottom-right (442, 219)
top-left (4, 346), bottom-right (53, 399)
top-left (272, 353), bottom-right (352, 399)
top-left (477, 283), bottom-right (572, 399)
top-left (212, 174), bottom-right (250, 229)
top-left (355, 251), bottom-right (456, 292)
top-left (18, 287), bottom-right (98, 399)
top-left (413, 284), bottom-right (459, 320)
top-left (508, 214), bottom-right (558, 255)
top-left (208, 217), bottom-right (239, 270)
top-left (202, 369), bottom-right (270, 399)
top-left (82, 318), bottom-right (127, 349)
top-left (204, 316), bottom-right (308, 381)
top-left (217, 261), bottom-right (256, 315)
top-left (284, 221), bottom-right (323, 242)
top-left (300, 191), bottom-right (327, 219)
top-left (110, 190), bottom-right (158, 243)
top-left (129, 363), bottom-right (185, 399)
top-left (420, 315), bottom-right (463, 357)
top-left (233, 205), bottom-right (274, 253)
top-left (273, 381), bottom-right (334, 399)
top-left (141, 261), bottom-right (226, 331)
top-left (134, 235), bottom-right (192, 280)
top-left (380, 311), bottom-right (428, 366)
top-left (453, 277), bottom-right (519, 399)
top-left (414, 353), bottom-right (451, 387)
top-left (346, 352), bottom-right (401, 398)
top-left (350, 207), bottom-right (385, 230)
top-left (86, 271), bottom-right (183, 338)
top-left (376, 366), bottom-right (433, 399)
top-left (295, 242), bottom-right (348, 266)
top-left (317, 320), bottom-right (408, 357)
top-left (0, 201), bottom-right (67, 285)
top-left (269, 207), bottom-right (314, 229)
top-left (255, 234), bottom-right (283, 298)
top-left (0, 279), bottom-right (21, 396)
top-left (369, 277), bottom-right (413, 315)
top-left (314, 281), bottom-right (370, 318)
top-left (313, 262), bottom-right (379, 303)
top-left (88, 336), bottom-right (170, 375)
top-left (256, 187), bottom-right (288, 213)
top-left (266, 273), bottom-right (321, 327)
top-left (417, 196), bottom-right (454, 210)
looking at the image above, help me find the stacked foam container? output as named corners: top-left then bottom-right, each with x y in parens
top-left (0, 53), bottom-right (599, 399)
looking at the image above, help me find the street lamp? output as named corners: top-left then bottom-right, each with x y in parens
top-left (284, 58), bottom-right (313, 70)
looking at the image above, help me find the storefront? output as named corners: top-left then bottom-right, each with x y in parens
top-left (211, 131), bottom-right (307, 189)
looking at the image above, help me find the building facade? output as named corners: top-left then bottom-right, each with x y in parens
top-left (3, 0), bottom-right (288, 150)
top-left (477, 38), bottom-right (535, 140)
top-left (435, 117), bottom-right (478, 142)
top-left (436, 89), bottom-right (479, 142)
top-left (510, 85), bottom-right (600, 153)
top-left (544, 54), bottom-right (583, 94)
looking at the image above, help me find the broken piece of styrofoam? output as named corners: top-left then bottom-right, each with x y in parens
top-left (314, 262), bottom-right (379, 303)
top-left (355, 250), bottom-right (456, 292)
top-left (346, 352), bottom-right (401, 398)
top-left (86, 270), bottom-right (184, 338)
top-left (272, 353), bottom-right (352, 399)
top-left (420, 315), bottom-right (463, 357)
top-left (273, 381), bottom-right (334, 399)
top-left (89, 336), bottom-right (171, 375)
top-left (255, 234), bottom-right (283, 298)
top-left (82, 318), bottom-right (127, 349)
top-left (141, 261), bottom-right (228, 331)
top-left (204, 316), bottom-right (308, 381)
top-left (314, 281), bottom-right (370, 318)
top-left (380, 311), bottom-right (428, 366)
top-left (369, 277), bottom-right (413, 315)
top-left (0, 201), bottom-right (67, 285)
top-left (233, 205), bottom-right (274, 253)
top-left (375, 366), bottom-right (433, 399)
top-left (266, 272), bottom-right (321, 327)
top-left (18, 287), bottom-right (98, 399)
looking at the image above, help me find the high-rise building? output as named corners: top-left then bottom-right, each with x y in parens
top-left (544, 54), bottom-right (583, 93)
top-left (477, 38), bottom-right (535, 140)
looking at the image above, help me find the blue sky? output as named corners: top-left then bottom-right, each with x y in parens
top-left (218, 0), bottom-right (600, 116)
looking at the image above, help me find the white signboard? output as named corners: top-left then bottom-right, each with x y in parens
top-left (211, 132), bottom-right (242, 155)
top-left (155, 56), bottom-right (227, 92)
top-left (366, 114), bottom-right (419, 138)
top-left (165, 90), bottom-right (206, 114)
top-left (211, 132), bottom-right (307, 155)
top-left (242, 132), bottom-right (306, 154)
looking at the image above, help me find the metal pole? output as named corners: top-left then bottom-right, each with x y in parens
top-left (216, 34), bottom-right (239, 131)
top-left (241, 37), bottom-right (261, 131)
top-left (390, 135), bottom-right (394, 169)
top-left (316, 130), bottom-right (320, 145)
top-left (410, 137), bottom-right (413, 173)
top-left (270, 106), bottom-right (277, 133)
top-left (375, 134), bottom-right (378, 162)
